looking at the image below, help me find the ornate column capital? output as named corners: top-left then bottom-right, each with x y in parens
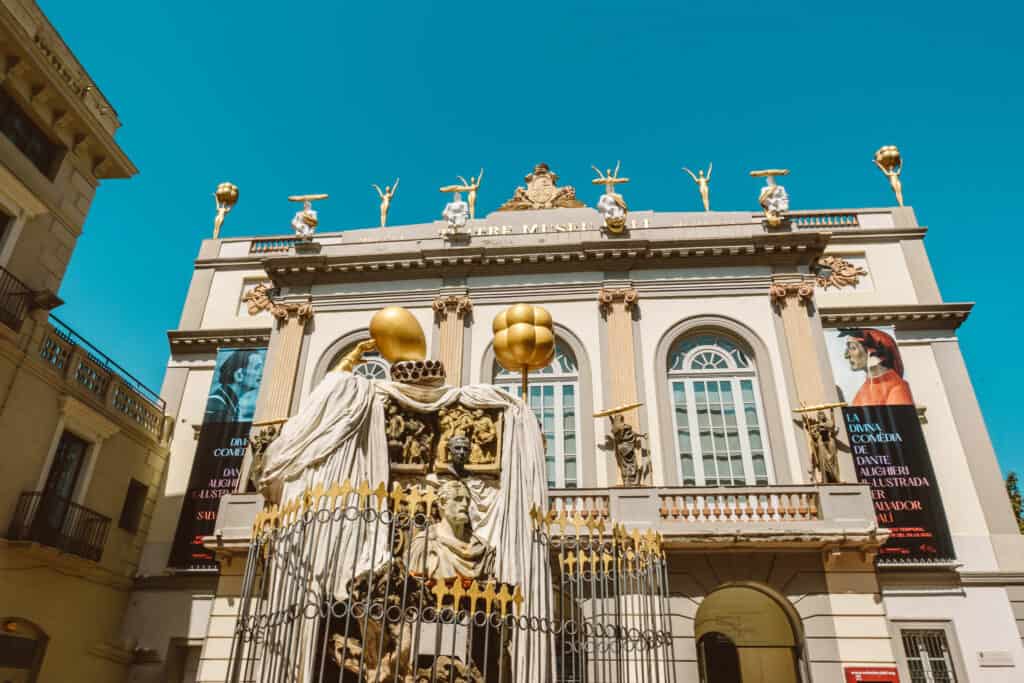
top-left (271, 300), bottom-right (314, 325)
top-left (598, 287), bottom-right (639, 317)
top-left (432, 294), bottom-right (473, 320)
top-left (769, 278), bottom-right (814, 309)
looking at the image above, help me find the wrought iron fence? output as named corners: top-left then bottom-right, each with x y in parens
top-left (0, 264), bottom-right (31, 331)
top-left (229, 482), bottom-right (680, 683)
top-left (5, 491), bottom-right (111, 562)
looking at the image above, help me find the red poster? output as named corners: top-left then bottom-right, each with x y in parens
top-left (844, 666), bottom-right (900, 683)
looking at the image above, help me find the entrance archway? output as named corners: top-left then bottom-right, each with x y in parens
top-left (695, 583), bottom-right (802, 683)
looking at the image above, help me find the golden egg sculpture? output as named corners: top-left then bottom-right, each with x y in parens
top-left (369, 306), bottom-right (426, 362)
top-left (492, 303), bottom-right (555, 373)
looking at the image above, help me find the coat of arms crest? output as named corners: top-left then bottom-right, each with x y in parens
top-left (497, 163), bottom-right (585, 211)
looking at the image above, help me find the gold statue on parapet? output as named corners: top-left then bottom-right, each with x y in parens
top-left (372, 178), bottom-right (399, 227)
top-left (591, 162), bottom-right (630, 198)
top-left (212, 181), bottom-right (239, 238)
top-left (592, 162), bottom-right (629, 233)
top-left (497, 163), bottom-right (584, 211)
top-left (682, 163), bottom-right (712, 211)
top-left (452, 169), bottom-right (484, 220)
top-left (873, 145), bottom-right (904, 207)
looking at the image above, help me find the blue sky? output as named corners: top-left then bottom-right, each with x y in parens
top-left (44, 1), bottom-right (1023, 474)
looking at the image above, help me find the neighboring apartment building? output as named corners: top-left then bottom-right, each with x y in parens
top-left (0, 2), bottom-right (170, 682)
top-left (127, 161), bottom-right (1024, 682)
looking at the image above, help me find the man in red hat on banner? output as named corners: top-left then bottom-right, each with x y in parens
top-left (839, 328), bottom-right (914, 406)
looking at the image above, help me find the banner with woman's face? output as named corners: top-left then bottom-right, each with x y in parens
top-left (169, 347), bottom-right (267, 569)
top-left (825, 327), bottom-right (954, 563)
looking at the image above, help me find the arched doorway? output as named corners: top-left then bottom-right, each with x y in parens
top-left (695, 584), bottom-right (802, 683)
top-left (0, 618), bottom-right (48, 683)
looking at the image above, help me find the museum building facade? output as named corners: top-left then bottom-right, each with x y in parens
top-left (127, 170), bottom-right (1024, 683)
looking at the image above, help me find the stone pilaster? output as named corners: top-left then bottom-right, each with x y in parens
top-left (432, 294), bottom-right (472, 386)
top-left (769, 275), bottom-right (855, 482)
top-left (598, 287), bottom-right (641, 484)
top-left (253, 300), bottom-right (313, 421)
top-left (238, 294), bottom-right (313, 491)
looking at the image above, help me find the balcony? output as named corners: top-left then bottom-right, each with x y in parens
top-left (549, 484), bottom-right (883, 551)
top-left (0, 264), bottom-right (31, 331)
top-left (38, 315), bottom-right (166, 438)
top-left (6, 491), bottom-right (111, 562)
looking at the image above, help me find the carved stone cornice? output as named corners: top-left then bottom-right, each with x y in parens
top-left (598, 287), bottom-right (639, 316)
top-left (167, 327), bottom-right (272, 354)
top-left (432, 294), bottom-right (473, 319)
top-left (818, 303), bottom-right (973, 331)
top-left (769, 279), bottom-right (815, 308)
top-left (812, 255), bottom-right (868, 290)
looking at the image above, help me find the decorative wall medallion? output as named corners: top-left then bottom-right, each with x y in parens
top-left (497, 163), bottom-right (585, 211)
top-left (242, 282), bottom-right (277, 315)
top-left (812, 255), bottom-right (868, 290)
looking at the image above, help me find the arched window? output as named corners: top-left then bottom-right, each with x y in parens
top-left (668, 333), bottom-right (772, 487)
top-left (329, 342), bottom-right (390, 380)
top-left (494, 341), bottom-right (578, 489)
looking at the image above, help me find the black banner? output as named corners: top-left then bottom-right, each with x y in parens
top-left (169, 347), bottom-right (265, 569)
top-left (168, 423), bottom-right (248, 568)
top-left (846, 405), bottom-right (955, 562)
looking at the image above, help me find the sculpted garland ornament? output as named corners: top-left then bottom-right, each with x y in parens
top-left (812, 255), bottom-right (868, 290)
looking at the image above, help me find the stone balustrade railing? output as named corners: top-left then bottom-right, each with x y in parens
top-left (39, 317), bottom-right (166, 440)
top-left (548, 492), bottom-right (611, 519)
top-left (659, 488), bottom-right (820, 522)
top-left (548, 484), bottom-right (881, 550)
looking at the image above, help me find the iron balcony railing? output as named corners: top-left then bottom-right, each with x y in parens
top-left (0, 264), bottom-right (31, 331)
top-left (6, 491), bottom-right (111, 562)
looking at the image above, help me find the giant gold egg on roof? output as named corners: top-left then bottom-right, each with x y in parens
top-left (492, 303), bottom-right (555, 372)
top-left (369, 306), bottom-right (426, 362)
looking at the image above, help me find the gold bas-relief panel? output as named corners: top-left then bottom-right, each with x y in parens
top-left (382, 398), bottom-right (502, 476)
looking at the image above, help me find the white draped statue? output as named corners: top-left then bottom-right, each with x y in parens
top-left (258, 368), bottom-right (553, 682)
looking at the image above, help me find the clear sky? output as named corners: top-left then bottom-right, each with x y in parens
top-left (43, 1), bottom-right (1023, 475)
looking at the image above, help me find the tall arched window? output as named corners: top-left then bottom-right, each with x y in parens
top-left (668, 333), bottom-right (772, 487)
top-left (494, 341), bottom-right (578, 489)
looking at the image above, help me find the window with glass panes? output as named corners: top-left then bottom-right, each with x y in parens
top-left (667, 333), bottom-right (772, 486)
top-left (901, 630), bottom-right (958, 683)
top-left (494, 341), bottom-right (578, 488)
top-left (331, 342), bottom-right (390, 380)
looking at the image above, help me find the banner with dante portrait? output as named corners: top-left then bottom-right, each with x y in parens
top-left (825, 327), bottom-right (955, 563)
top-left (169, 347), bottom-right (266, 569)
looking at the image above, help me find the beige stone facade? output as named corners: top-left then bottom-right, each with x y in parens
top-left (0, 3), bottom-right (169, 682)
top-left (124, 194), bottom-right (1024, 683)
